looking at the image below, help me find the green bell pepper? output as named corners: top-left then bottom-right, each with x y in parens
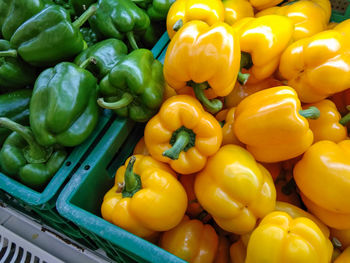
top-left (80, 27), bottom-right (98, 47)
top-left (0, 117), bottom-right (66, 189)
top-left (0, 40), bottom-right (36, 91)
top-left (146, 0), bottom-right (175, 20)
top-left (74, 38), bottom-right (128, 79)
top-left (30, 61), bottom-right (99, 147)
top-left (97, 49), bottom-right (164, 122)
top-left (89, 0), bottom-right (150, 50)
top-left (9, 4), bottom-right (97, 67)
top-left (1, 0), bottom-right (52, 40)
top-left (71, 0), bottom-right (96, 15)
top-left (0, 89), bottom-right (31, 146)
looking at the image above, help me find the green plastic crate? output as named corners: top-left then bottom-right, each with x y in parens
top-left (330, 0), bottom-right (350, 21)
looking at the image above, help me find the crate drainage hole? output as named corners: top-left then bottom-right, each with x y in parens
top-left (84, 165), bottom-right (90, 170)
top-left (66, 161), bottom-right (72, 166)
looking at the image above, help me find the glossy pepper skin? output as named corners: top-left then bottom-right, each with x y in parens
top-left (97, 49), bottom-right (164, 122)
top-left (0, 0), bottom-right (51, 40)
top-left (166, 0), bottom-right (224, 39)
top-left (160, 215), bottom-right (219, 263)
top-left (331, 228), bottom-right (350, 250)
top-left (101, 155), bottom-right (186, 238)
top-left (233, 15), bottom-right (294, 84)
top-left (294, 140), bottom-right (350, 229)
top-left (223, 0), bottom-right (254, 26)
top-left (216, 107), bottom-right (244, 147)
top-left (164, 21), bottom-right (240, 114)
top-left (224, 77), bottom-right (282, 108)
top-left (145, 0), bottom-right (175, 21)
top-left (180, 174), bottom-right (205, 219)
top-left (133, 137), bottom-right (149, 156)
top-left (89, 0), bottom-right (150, 50)
top-left (195, 145), bottom-right (276, 234)
top-left (275, 201), bottom-right (330, 238)
top-left (144, 95), bottom-right (222, 174)
top-left (0, 118), bottom-right (66, 189)
top-left (303, 100), bottom-right (347, 143)
top-left (230, 239), bottom-right (246, 263)
top-left (246, 211), bottom-right (333, 263)
top-left (74, 39), bottom-right (128, 80)
top-left (0, 40), bottom-right (36, 91)
top-left (30, 62), bottom-right (99, 147)
top-left (234, 86), bottom-right (316, 163)
top-left (256, 0), bottom-right (331, 41)
top-left (0, 90), bottom-right (31, 146)
top-left (215, 235), bottom-right (230, 263)
top-left (9, 5), bottom-right (96, 67)
top-left (279, 20), bottom-right (350, 103)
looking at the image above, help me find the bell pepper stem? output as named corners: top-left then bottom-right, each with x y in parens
top-left (240, 52), bottom-right (253, 70)
top-left (97, 93), bottom-right (134, 110)
top-left (126, 31), bottom-right (139, 50)
top-left (281, 178), bottom-right (296, 195)
top-left (189, 81), bottom-right (223, 114)
top-left (79, 57), bottom-right (97, 69)
top-left (340, 112), bottom-right (350, 126)
top-left (299, 106), bottom-right (320, 120)
top-left (173, 19), bottom-right (183, 32)
top-left (0, 117), bottom-right (52, 164)
top-left (73, 4), bottom-right (97, 28)
top-left (0, 49), bottom-right (17, 58)
top-left (237, 71), bottom-right (250, 85)
top-left (122, 156), bottom-right (142, 198)
top-left (163, 130), bottom-right (191, 160)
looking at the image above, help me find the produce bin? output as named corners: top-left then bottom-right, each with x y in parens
top-left (331, 0), bottom-right (350, 21)
top-left (0, 32), bottom-right (169, 249)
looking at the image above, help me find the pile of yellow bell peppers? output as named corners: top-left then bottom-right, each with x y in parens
top-left (100, 0), bottom-right (350, 262)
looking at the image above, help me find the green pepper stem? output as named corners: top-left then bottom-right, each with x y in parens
top-left (73, 4), bottom-right (97, 28)
top-left (122, 156), bottom-right (142, 198)
top-left (79, 57), bottom-right (96, 69)
top-left (0, 49), bottom-right (17, 58)
top-left (299, 106), bottom-right (320, 120)
top-left (173, 19), bottom-right (183, 32)
top-left (126, 31), bottom-right (139, 50)
top-left (340, 112), bottom-right (350, 126)
top-left (130, 0), bottom-right (145, 2)
top-left (163, 130), bottom-right (191, 160)
top-left (237, 71), bottom-right (250, 85)
top-left (189, 81), bottom-right (223, 114)
top-left (281, 178), bottom-right (296, 195)
top-left (240, 52), bottom-right (253, 70)
top-left (97, 93), bottom-right (134, 110)
top-left (0, 117), bottom-right (52, 164)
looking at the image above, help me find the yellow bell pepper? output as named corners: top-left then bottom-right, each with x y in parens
top-left (256, 0), bottom-right (331, 41)
top-left (215, 235), bottom-right (230, 263)
top-left (279, 20), bottom-right (350, 103)
top-left (101, 155), bottom-right (187, 238)
top-left (330, 89), bottom-right (350, 116)
top-left (234, 86), bottom-right (318, 163)
top-left (224, 77), bottom-right (282, 108)
top-left (133, 137), bottom-right (149, 155)
top-left (246, 211), bottom-right (333, 263)
top-left (233, 15), bottom-right (294, 84)
top-left (275, 201), bottom-right (330, 238)
top-left (294, 140), bottom-right (350, 229)
top-left (144, 95), bottom-right (222, 174)
top-left (230, 239), bottom-right (246, 263)
top-left (164, 21), bottom-right (240, 114)
top-left (166, 0), bottom-right (225, 39)
top-left (179, 174), bottom-right (206, 219)
top-left (160, 215), bottom-right (219, 263)
top-left (275, 175), bottom-right (302, 207)
top-left (216, 107), bottom-right (244, 147)
top-left (335, 247), bottom-right (350, 263)
top-left (331, 228), bottom-right (350, 250)
top-left (223, 0), bottom-right (254, 26)
top-left (303, 100), bottom-right (348, 143)
top-left (249, 0), bottom-right (284, 10)
top-left (194, 145), bottom-right (276, 234)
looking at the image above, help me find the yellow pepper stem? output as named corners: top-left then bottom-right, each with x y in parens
top-left (97, 93), bottom-right (134, 110)
top-left (340, 112), bottom-right (350, 126)
top-left (163, 126), bottom-right (196, 160)
top-left (0, 50), bottom-right (17, 58)
top-left (188, 81), bottom-right (223, 114)
top-left (122, 156), bottom-right (142, 198)
top-left (299, 106), bottom-right (320, 120)
top-left (173, 19), bottom-right (183, 32)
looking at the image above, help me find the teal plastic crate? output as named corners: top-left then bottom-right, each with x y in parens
top-left (330, 0), bottom-right (350, 21)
